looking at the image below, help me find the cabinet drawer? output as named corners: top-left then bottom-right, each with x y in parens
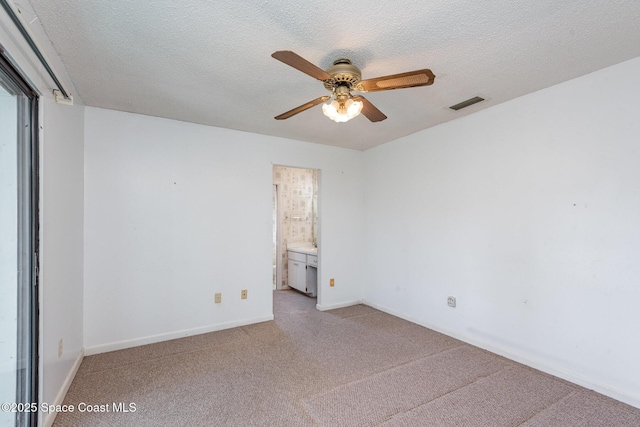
top-left (307, 255), bottom-right (318, 266)
top-left (287, 251), bottom-right (306, 262)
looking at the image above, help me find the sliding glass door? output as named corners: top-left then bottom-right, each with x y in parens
top-left (0, 53), bottom-right (39, 427)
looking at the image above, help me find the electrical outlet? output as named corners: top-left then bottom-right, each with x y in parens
top-left (215, 293), bottom-right (222, 303)
top-left (58, 339), bottom-right (63, 358)
top-left (330, 278), bottom-right (335, 287)
top-left (241, 289), bottom-right (247, 299)
top-left (447, 296), bottom-right (456, 308)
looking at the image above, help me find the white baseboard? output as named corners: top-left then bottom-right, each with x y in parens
top-left (316, 299), bottom-right (362, 311)
top-left (42, 349), bottom-right (84, 427)
top-left (362, 299), bottom-right (640, 410)
top-left (84, 315), bottom-right (274, 356)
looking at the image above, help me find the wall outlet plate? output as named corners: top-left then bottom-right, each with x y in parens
top-left (241, 289), bottom-right (247, 299)
top-left (215, 293), bottom-right (222, 303)
top-left (447, 296), bottom-right (456, 307)
top-left (330, 278), bottom-right (335, 287)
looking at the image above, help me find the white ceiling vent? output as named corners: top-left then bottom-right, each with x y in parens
top-left (449, 96), bottom-right (485, 111)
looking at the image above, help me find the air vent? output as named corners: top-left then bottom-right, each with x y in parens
top-left (449, 96), bottom-right (485, 111)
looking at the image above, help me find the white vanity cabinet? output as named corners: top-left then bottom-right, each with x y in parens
top-left (287, 249), bottom-right (318, 297)
top-left (287, 251), bottom-right (307, 294)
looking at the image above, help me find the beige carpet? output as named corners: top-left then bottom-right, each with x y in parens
top-left (53, 290), bottom-right (640, 426)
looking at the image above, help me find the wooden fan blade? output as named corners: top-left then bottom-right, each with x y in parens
top-left (358, 69), bottom-right (435, 92)
top-left (272, 51), bottom-right (332, 81)
top-left (353, 96), bottom-right (387, 122)
top-left (275, 96), bottom-right (330, 120)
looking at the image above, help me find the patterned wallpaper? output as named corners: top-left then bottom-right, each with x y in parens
top-left (273, 166), bottom-right (317, 288)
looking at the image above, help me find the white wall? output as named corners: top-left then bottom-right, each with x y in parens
top-left (40, 98), bottom-right (85, 417)
top-left (363, 57), bottom-right (640, 408)
top-left (83, 107), bottom-right (364, 353)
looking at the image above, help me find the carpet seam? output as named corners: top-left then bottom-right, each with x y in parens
top-left (300, 343), bottom-right (468, 402)
top-left (305, 349), bottom-right (510, 427)
top-left (515, 389), bottom-right (581, 426)
top-left (372, 365), bottom-right (516, 426)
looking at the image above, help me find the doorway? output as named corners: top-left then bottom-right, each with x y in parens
top-left (272, 166), bottom-right (319, 300)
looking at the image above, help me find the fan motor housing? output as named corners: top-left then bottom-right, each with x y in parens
top-left (323, 59), bottom-right (362, 91)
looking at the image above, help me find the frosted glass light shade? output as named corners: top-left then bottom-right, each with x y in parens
top-left (322, 97), bottom-right (363, 122)
top-left (322, 99), bottom-right (341, 121)
top-left (346, 98), bottom-right (363, 118)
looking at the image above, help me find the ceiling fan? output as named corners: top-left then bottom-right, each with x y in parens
top-left (271, 50), bottom-right (435, 123)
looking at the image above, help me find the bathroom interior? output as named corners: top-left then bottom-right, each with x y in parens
top-left (273, 165), bottom-right (319, 299)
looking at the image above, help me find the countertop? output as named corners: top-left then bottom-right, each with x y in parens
top-left (287, 246), bottom-right (318, 256)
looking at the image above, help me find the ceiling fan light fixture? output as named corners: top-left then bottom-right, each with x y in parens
top-left (322, 90), bottom-right (363, 123)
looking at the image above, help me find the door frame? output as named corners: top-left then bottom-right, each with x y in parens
top-left (0, 49), bottom-right (40, 427)
top-left (272, 164), bottom-right (321, 306)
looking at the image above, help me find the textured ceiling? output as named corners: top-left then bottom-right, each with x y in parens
top-left (25, 0), bottom-right (640, 150)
